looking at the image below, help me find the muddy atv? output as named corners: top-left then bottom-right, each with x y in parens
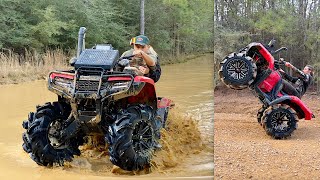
top-left (22, 27), bottom-right (173, 171)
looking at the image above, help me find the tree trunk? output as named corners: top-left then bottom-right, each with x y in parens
top-left (214, 0), bottom-right (219, 21)
top-left (176, 23), bottom-right (180, 56)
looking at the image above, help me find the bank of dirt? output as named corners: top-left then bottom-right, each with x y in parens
top-left (214, 86), bottom-right (320, 179)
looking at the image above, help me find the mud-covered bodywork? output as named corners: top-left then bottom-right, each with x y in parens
top-left (48, 71), bottom-right (149, 101)
top-left (48, 68), bottom-right (159, 124)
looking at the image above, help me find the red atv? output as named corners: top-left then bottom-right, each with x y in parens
top-left (219, 40), bottom-right (314, 139)
top-left (22, 27), bottom-right (172, 170)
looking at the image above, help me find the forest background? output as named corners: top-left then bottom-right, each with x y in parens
top-left (214, 0), bottom-right (320, 90)
top-left (0, 0), bottom-right (213, 84)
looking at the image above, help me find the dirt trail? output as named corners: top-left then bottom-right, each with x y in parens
top-left (214, 86), bottom-right (320, 179)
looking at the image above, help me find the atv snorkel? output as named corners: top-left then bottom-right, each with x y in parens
top-left (77, 27), bottom-right (87, 58)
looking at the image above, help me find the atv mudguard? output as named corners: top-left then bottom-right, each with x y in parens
top-left (269, 95), bottom-right (314, 120)
top-left (247, 42), bottom-right (275, 69)
top-left (127, 76), bottom-right (157, 109)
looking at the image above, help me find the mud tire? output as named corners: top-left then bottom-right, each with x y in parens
top-left (262, 105), bottom-right (297, 139)
top-left (108, 105), bottom-right (155, 171)
top-left (257, 106), bottom-right (267, 126)
top-left (219, 53), bottom-right (257, 90)
top-left (22, 102), bottom-right (84, 166)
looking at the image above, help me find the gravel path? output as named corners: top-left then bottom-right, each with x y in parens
top-left (214, 87), bottom-right (320, 179)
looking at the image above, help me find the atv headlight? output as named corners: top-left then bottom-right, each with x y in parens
top-left (54, 77), bottom-right (74, 89)
top-left (106, 76), bottom-right (132, 93)
top-left (110, 81), bottom-right (130, 92)
top-left (49, 72), bottom-right (74, 91)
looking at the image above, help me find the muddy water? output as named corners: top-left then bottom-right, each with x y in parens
top-left (0, 54), bottom-right (213, 179)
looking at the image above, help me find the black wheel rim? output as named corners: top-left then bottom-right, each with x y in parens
top-left (270, 110), bottom-right (291, 132)
top-left (132, 121), bottom-right (153, 153)
top-left (47, 119), bottom-right (68, 149)
top-left (226, 59), bottom-right (249, 81)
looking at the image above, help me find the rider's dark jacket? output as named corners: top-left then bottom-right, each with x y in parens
top-left (281, 66), bottom-right (312, 97)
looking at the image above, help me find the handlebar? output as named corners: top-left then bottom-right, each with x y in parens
top-left (117, 55), bottom-right (135, 67)
top-left (119, 54), bottom-right (135, 60)
top-left (272, 47), bottom-right (288, 55)
top-left (274, 58), bottom-right (288, 70)
top-left (266, 39), bottom-right (288, 55)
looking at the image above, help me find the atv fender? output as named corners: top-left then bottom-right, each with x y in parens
top-left (127, 76), bottom-right (157, 109)
top-left (157, 97), bottom-right (173, 109)
top-left (134, 76), bottom-right (155, 85)
top-left (247, 42), bottom-right (275, 69)
top-left (269, 95), bottom-right (314, 120)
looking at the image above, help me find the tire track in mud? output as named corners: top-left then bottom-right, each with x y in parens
top-left (214, 87), bottom-right (320, 179)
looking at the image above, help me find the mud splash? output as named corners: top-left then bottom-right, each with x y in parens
top-left (66, 109), bottom-right (205, 176)
top-left (151, 109), bottom-right (205, 171)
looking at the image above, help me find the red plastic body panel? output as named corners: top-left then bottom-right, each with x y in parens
top-left (108, 77), bottom-right (131, 81)
top-left (127, 83), bottom-right (156, 106)
top-left (289, 96), bottom-right (313, 120)
top-left (134, 76), bottom-right (155, 85)
top-left (49, 72), bottom-right (74, 80)
top-left (257, 44), bottom-right (275, 69)
top-left (157, 97), bottom-right (172, 108)
top-left (258, 70), bottom-right (281, 93)
top-left (249, 43), bottom-right (275, 69)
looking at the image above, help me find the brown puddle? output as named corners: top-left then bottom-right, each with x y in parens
top-left (0, 54), bottom-right (213, 179)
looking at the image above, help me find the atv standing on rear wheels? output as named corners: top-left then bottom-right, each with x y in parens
top-left (219, 40), bottom-right (314, 139)
top-left (22, 27), bottom-right (173, 171)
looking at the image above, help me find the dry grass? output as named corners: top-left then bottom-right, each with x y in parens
top-left (0, 49), bottom-right (211, 85)
top-left (0, 49), bottom-right (71, 84)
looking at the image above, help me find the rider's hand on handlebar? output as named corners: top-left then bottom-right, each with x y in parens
top-left (279, 68), bottom-right (285, 73)
top-left (138, 66), bottom-right (149, 74)
top-left (133, 50), bottom-right (143, 58)
top-left (285, 62), bottom-right (293, 68)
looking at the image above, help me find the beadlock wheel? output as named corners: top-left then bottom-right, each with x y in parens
top-left (262, 105), bottom-right (298, 139)
top-left (219, 53), bottom-right (257, 90)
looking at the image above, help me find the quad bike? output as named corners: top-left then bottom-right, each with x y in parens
top-left (219, 40), bottom-right (314, 139)
top-left (22, 27), bottom-right (173, 171)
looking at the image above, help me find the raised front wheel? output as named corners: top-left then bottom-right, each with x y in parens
top-left (219, 53), bottom-right (257, 90)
